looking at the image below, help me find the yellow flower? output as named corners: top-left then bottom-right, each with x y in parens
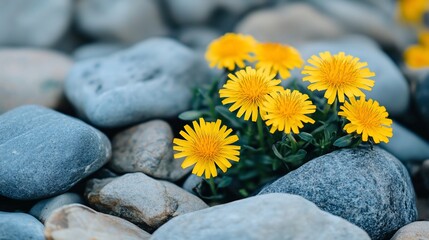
top-left (263, 89), bottom-right (316, 134)
top-left (338, 97), bottom-right (393, 143)
top-left (398, 0), bottom-right (428, 24)
top-left (205, 33), bottom-right (257, 70)
top-left (254, 42), bottom-right (303, 79)
top-left (302, 51), bottom-right (375, 104)
top-left (219, 66), bottom-right (283, 122)
top-left (419, 31), bottom-right (429, 46)
top-left (404, 45), bottom-right (429, 68)
top-left (173, 118), bottom-right (240, 179)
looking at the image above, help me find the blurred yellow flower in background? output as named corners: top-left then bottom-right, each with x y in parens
top-left (398, 0), bottom-right (428, 24)
top-left (219, 66), bottom-right (283, 122)
top-left (404, 45), bottom-right (429, 68)
top-left (254, 42), bottom-right (303, 79)
top-left (338, 97), bottom-right (393, 143)
top-left (173, 118), bottom-right (240, 179)
top-left (205, 33), bottom-right (257, 71)
top-left (302, 51), bottom-right (375, 104)
top-left (263, 89), bottom-right (316, 134)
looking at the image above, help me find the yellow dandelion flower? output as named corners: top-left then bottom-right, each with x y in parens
top-left (219, 66), bottom-right (283, 122)
top-left (302, 51), bottom-right (375, 104)
top-left (419, 31), bottom-right (429, 46)
top-left (398, 0), bottom-right (428, 24)
top-left (262, 89), bottom-right (316, 134)
top-left (173, 118), bottom-right (240, 179)
top-left (338, 97), bottom-right (393, 143)
top-left (254, 42), bottom-right (304, 79)
top-left (205, 33), bottom-right (257, 71)
top-left (404, 45), bottom-right (429, 68)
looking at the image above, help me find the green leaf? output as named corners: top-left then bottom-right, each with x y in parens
top-left (242, 144), bottom-right (262, 152)
top-left (178, 110), bottom-right (204, 121)
top-left (284, 149), bottom-right (307, 164)
top-left (272, 144), bottom-right (283, 159)
top-left (215, 106), bottom-right (242, 128)
top-left (298, 132), bottom-right (314, 142)
top-left (239, 188), bottom-right (249, 197)
top-left (333, 134), bottom-right (354, 147)
top-left (217, 177), bottom-right (232, 188)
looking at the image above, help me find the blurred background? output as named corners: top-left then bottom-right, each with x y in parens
top-left (2, 0), bottom-right (429, 215)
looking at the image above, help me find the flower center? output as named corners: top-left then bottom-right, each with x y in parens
top-left (321, 58), bottom-right (358, 88)
top-left (356, 105), bottom-right (382, 129)
top-left (194, 134), bottom-right (221, 161)
top-left (239, 76), bottom-right (269, 103)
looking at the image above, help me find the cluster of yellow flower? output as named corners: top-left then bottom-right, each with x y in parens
top-left (174, 33), bottom-right (393, 179)
top-left (405, 31), bottom-right (429, 68)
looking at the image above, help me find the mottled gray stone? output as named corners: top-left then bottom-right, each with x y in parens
top-left (45, 204), bottom-right (150, 240)
top-left (0, 49), bottom-right (72, 114)
top-left (29, 193), bottom-right (84, 223)
top-left (109, 120), bottom-right (190, 181)
top-left (182, 174), bottom-right (203, 194)
top-left (73, 43), bottom-right (125, 61)
top-left (151, 193), bottom-right (370, 240)
top-left (259, 147), bottom-right (417, 240)
top-left (0, 212), bottom-right (44, 240)
top-left (0, 0), bottom-right (72, 47)
top-left (380, 122), bottom-right (429, 162)
top-left (76, 0), bottom-right (167, 43)
top-left (0, 105), bottom-right (111, 200)
top-left (293, 36), bottom-right (409, 116)
top-left (65, 38), bottom-right (210, 128)
top-left (85, 173), bottom-right (208, 231)
top-left (236, 3), bottom-right (345, 45)
top-left (391, 221), bottom-right (429, 240)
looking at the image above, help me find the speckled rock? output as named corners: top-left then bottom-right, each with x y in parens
top-left (45, 204), bottom-right (150, 240)
top-left (182, 174), bottom-right (203, 194)
top-left (391, 221), bottom-right (429, 240)
top-left (76, 0), bottom-right (167, 43)
top-left (151, 193), bottom-right (370, 240)
top-left (294, 36), bottom-right (409, 116)
top-left (235, 3), bottom-right (345, 45)
top-left (0, 49), bottom-right (72, 114)
top-left (29, 193), bottom-right (84, 223)
top-left (0, 105), bottom-right (111, 200)
top-left (73, 43), bottom-right (125, 61)
top-left (109, 120), bottom-right (190, 181)
top-left (65, 38), bottom-right (210, 128)
top-left (0, 0), bottom-right (72, 47)
top-left (0, 212), bottom-right (44, 240)
top-left (85, 173), bottom-right (208, 231)
top-left (380, 122), bottom-right (429, 162)
top-left (259, 147), bottom-right (417, 240)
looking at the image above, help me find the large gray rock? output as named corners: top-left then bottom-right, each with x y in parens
top-left (65, 38), bottom-right (210, 128)
top-left (29, 193), bottom-right (84, 223)
top-left (391, 221), bottom-right (429, 240)
top-left (0, 105), bottom-right (111, 200)
top-left (0, 0), bottom-right (72, 47)
top-left (259, 147), bottom-right (417, 240)
top-left (0, 212), bottom-right (44, 240)
top-left (416, 74), bottom-right (429, 126)
top-left (73, 43), bottom-right (125, 61)
top-left (151, 193), bottom-right (370, 240)
top-left (380, 122), bottom-right (429, 162)
top-left (45, 204), bottom-right (150, 240)
top-left (76, 0), bottom-right (167, 43)
top-left (109, 120), bottom-right (190, 181)
top-left (85, 173), bottom-right (208, 231)
top-left (235, 3), bottom-right (345, 45)
top-left (0, 49), bottom-right (72, 114)
top-left (294, 36), bottom-right (409, 116)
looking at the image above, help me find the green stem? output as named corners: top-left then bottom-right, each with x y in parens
top-left (257, 116), bottom-right (265, 150)
top-left (208, 177), bottom-right (218, 196)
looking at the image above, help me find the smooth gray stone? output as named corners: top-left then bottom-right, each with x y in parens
top-left (0, 212), bottom-right (44, 240)
top-left (73, 43), bottom-right (125, 61)
top-left (259, 147), bottom-right (417, 240)
top-left (151, 193), bottom-right (370, 240)
top-left (65, 38), bottom-right (210, 128)
top-left (29, 193), bottom-right (84, 223)
top-left (0, 105), bottom-right (111, 200)
top-left (390, 221), bottom-right (429, 240)
top-left (0, 0), bottom-right (72, 47)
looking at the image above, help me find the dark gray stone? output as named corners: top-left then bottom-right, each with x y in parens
top-left (0, 212), bottom-right (44, 240)
top-left (0, 0), bottom-right (72, 47)
top-left (65, 38), bottom-right (210, 128)
top-left (259, 147), bottom-right (417, 240)
top-left (416, 74), bottom-right (429, 126)
top-left (29, 193), bottom-right (84, 223)
top-left (151, 193), bottom-right (370, 240)
top-left (0, 105), bottom-right (111, 200)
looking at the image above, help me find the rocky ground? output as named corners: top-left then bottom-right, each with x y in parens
top-left (1, 0), bottom-right (429, 239)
